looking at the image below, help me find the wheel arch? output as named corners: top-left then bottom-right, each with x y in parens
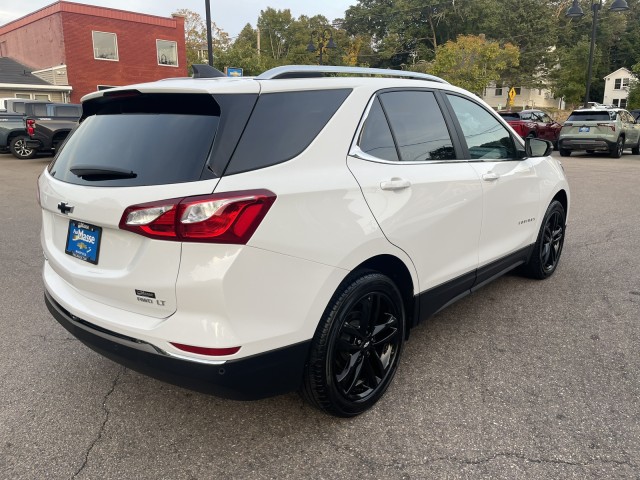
top-left (552, 189), bottom-right (568, 218)
top-left (350, 254), bottom-right (417, 338)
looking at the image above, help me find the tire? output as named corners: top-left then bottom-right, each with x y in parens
top-left (632, 141), bottom-right (639, 155)
top-left (526, 132), bottom-right (536, 139)
top-left (609, 137), bottom-right (624, 158)
top-left (559, 149), bottom-right (571, 157)
top-left (586, 150), bottom-right (595, 154)
top-left (302, 272), bottom-right (405, 417)
top-left (9, 136), bottom-right (37, 159)
top-left (520, 200), bottom-right (566, 280)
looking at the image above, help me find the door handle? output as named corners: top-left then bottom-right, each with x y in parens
top-left (482, 173), bottom-right (499, 182)
top-left (380, 178), bottom-right (411, 191)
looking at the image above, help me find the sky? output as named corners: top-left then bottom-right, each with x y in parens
top-left (0, 0), bottom-right (357, 38)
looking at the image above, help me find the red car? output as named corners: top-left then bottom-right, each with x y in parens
top-left (498, 109), bottom-right (562, 147)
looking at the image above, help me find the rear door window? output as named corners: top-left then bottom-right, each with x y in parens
top-left (378, 90), bottom-right (456, 161)
top-left (358, 97), bottom-right (398, 161)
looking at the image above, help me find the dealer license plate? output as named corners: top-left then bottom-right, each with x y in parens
top-left (65, 220), bottom-right (102, 265)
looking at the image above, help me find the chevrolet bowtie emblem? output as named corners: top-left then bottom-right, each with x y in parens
top-left (57, 202), bottom-right (74, 214)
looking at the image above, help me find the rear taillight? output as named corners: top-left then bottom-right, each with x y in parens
top-left (119, 189), bottom-right (276, 244)
top-left (26, 119), bottom-right (36, 136)
top-left (563, 122), bottom-right (573, 127)
top-left (597, 122), bottom-right (615, 132)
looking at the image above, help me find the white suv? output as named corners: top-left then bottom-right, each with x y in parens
top-left (39, 65), bottom-right (569, 417)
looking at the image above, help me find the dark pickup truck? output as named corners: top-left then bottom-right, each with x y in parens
top-left (25, 103), bottom-right (82, 155)
top-left (0, 100), bottom-right (53, 159)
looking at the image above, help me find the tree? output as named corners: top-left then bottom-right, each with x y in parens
top-left (626, 62), bottom-right (640, 109)
top-left (173, 8), bottom-right (231, 73)
top-left (425, 34), bottom-right (519, 94)
top-left (549, 38), bottom-right (599, 108)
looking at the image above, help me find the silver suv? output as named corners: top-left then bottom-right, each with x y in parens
top-left (558, 108), bottom-right (640, 157)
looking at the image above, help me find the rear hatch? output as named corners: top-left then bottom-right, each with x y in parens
top-left (40, 89), bottom-right (258, 318)
top-left (561, 110), bottom-right (617, 136)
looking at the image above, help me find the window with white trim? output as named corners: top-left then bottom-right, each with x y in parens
top-left (34, 94), bottom-right (50, 101)
top-left (157, 40), bottom-right (178, 66)
top-left (620, 98), bottom-right (628, 108)
top-left (15, 93), bottom-right (31, 99)
top-left (93, 31), bottom-right (118, 61)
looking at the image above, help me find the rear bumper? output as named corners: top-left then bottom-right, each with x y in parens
top-left (45, 290), bottom-right (311, 400)
top-left (558, 137), bottom-right (614, 151)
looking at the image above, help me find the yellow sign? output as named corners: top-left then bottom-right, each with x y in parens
top-left (508, 87), bottom-right (516, 100)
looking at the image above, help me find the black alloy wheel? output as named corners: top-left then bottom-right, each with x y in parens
top-left (520, 200), bottom-right (566, 280)
top-left (610, 137), bottom-right (624, 158)
top-left (302, 272), bottom-right (405, 417)
top-left (559, 149), bottom-right (571, 157)
top-left (9, 135), bottom-right (37, 159)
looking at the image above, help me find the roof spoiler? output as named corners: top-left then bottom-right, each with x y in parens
top-left (192, 64), bottom-right (226, 79)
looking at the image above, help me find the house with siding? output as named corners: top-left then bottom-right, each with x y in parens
top-left (0, 57), bottom-right (71, 102)
top-left (602, 67), bottom-right (636, 108)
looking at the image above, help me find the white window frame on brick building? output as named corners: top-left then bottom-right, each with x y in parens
top-left (92, 31), bottom-right (119, 61)
top-left (156, 39), bottom-right (178, 67)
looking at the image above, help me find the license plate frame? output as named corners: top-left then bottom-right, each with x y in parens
top-left (65, 220), bottom-right (102, 265)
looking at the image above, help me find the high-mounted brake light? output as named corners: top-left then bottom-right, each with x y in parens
top-left (119, 190), bottom-right (276, 244)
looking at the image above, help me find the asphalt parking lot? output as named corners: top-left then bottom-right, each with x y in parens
top-left (1, 150), bottom-right (639, 479)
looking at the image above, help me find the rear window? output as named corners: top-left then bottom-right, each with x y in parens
top-left (48, 93), bottom-right (222, 187)
top-left (498, 113), bottom-right (520, 121)
top-left (52, 105), bottom-right (81, 117)
top-left (225, 89), bottom-right (351, 175)
top-left (567, 111), bottom-right (616, 122)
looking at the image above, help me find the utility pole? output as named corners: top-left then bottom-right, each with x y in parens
top-left (257, 27), bottom-right (261, 56)
top-left (205, 0), bottom-right (213, 67)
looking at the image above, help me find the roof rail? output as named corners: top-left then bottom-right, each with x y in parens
top-left (256, 65), bottom-right (449, 84)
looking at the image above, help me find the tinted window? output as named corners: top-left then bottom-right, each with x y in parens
top-left (226, 89), bottom-right (351, 175)
top-left (447, 94), bottom-right (516, 160)
top-left (32, 103), bottom-right (49, 116)
top-left (54, 105), bottom-right (81, 117)
top-left (499, 113), bottom-right (520, 121)
top-left (567, 111), bottom-right (614, 121)
top-left (49, 93), bottom-right (221, 186)
top-left (379, 91), bottom-right (456, 161)
top-left (358, 97), bottom-right (398, 161)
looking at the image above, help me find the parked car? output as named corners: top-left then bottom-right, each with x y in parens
top-left (498, 109), bottom-right (562, 146)
top-left (25, 103), bottom-right (82, 154)
top-left (0, 100), bottom-right (53, 158)
top-left (558, 108), bottom-right (640, 157)
top-left (40, 65), bottom-right (569, 417)
top-left (629, 109), bottom-right (640, 121)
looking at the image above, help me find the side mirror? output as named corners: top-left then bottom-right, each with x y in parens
top-left (525, 137), bottom-right (553, 157)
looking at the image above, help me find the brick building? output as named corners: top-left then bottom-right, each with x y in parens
top-left (0, 1), bottom-right (186, 103)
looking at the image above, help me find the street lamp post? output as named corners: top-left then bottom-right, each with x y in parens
top-left (306, 29), bottom-right (337, 66)
top-left (566, 0), bottom-right (630, 108)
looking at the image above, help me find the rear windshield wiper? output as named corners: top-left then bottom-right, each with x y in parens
top-left (70, 165), bottom-right (137, 180)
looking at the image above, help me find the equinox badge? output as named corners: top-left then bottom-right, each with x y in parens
top-left (57, 202), bottom-right (74, 215)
